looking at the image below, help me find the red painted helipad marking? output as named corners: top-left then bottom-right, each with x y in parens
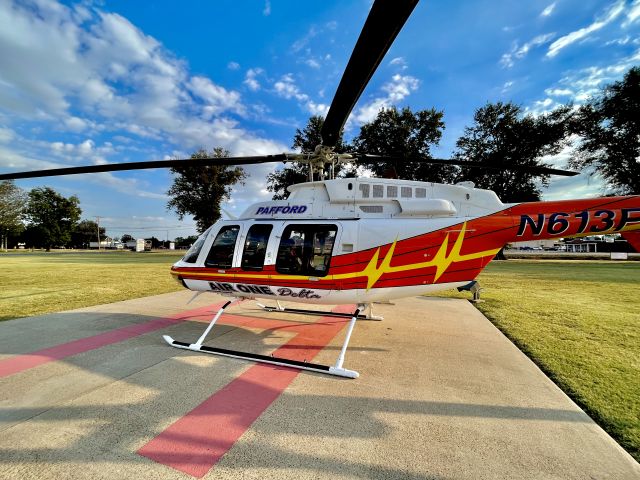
top-left (0, 301), bottom-right (227, 378)
top-left (137, 305), bottom-right (355, 478)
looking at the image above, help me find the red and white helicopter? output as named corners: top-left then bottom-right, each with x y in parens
top-left (2, 0), bottom-right (639, 378)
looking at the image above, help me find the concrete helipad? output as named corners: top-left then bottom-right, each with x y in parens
top-left (0, 291), bottom-right (638, 479)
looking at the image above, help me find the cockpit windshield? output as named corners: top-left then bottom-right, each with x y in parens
top-left (181, 227), bottom-right (212, 263)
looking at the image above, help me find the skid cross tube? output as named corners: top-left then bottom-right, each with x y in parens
top-left (163, 302), bottom-right (361, 379)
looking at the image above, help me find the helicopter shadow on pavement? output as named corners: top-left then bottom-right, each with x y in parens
top-left (0, 306), bottom-right (591, 480)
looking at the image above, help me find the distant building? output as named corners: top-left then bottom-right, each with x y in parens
top-left (511, 234), bottom-right (635, 253)
top-left (124, 239), bottom-right (151, 252)
top-left (89, 237), bottom-right (123, 249)
top-left (509, 239), bottom-right (559, 250)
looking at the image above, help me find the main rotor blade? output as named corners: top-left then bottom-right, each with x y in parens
top-left (0, 154), bottom-right (289, 181)
top-left (321, 0), bottom-right (419, 148)
top-left (358, 155), bottom-right (579, 176)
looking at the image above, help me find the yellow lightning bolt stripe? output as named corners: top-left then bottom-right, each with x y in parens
top-left (171, 222), bottom-right (501, 289)
top-left (331, 221), bottom-right (501, 289)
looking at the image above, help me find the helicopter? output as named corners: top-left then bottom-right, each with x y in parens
top-left (1, 0), bottom-right (639, 378)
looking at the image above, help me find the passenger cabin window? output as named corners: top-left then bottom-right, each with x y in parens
top-left (241, 224), bottom-right (272, 271)
top-left (205, 225), bottom-right (240, 268)
top-left (182, 227), bottom-right (211, 263)
top-left (276, 224), bottom-right (337, 277)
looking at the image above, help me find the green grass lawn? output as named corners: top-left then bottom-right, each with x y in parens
top-left (1, 253), bottom-right (638, 461)
top-left (0, 251), bottom-right (183, 321)
top-left (436, 260), bottom-right (640, 462)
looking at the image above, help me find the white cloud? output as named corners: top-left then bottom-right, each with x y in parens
top-left (64, 116), bottom-right (89, 132)
top-left (547, 1), bottom-right (626, 58)
top-left (0, 0), bottom-right (290, 188)
top-left (0, 127), bottom-right (15, 143)
top-left (501, 33), bottom-right (556, 68)
top-left (77, 139), bottom-right (94, 155)
top-left (304, 58), bottom-right (321, 69)
top-left (263, 0), bottom-right (271, 16)
top-left (0, 144), bottom-right (61, 171)
top-left (306, 100), bottom-right (329, 117)
top-left (525, 97), bottom-right (567, 117)
top-left (273, 74), bottom-right (309, 101)
top-left (244, 68), bottom-right (263, 91)
top-left (383, 74), bottom-right (419, 102)
top-left (353, 74), bottom-right (419, 124)
top-left (227, 61), bottom-right (240, 70)
top-left (527, 49), bottom-right (639, 187)
top-left (605, 35), bottom-right (632, 45)
top-left (187, 76), bottom-right (243, 116)
top-left (253, 67), bottom-right (329, 120)
top-left (389, 57), bottom-right (408, 70)
top-left (544, 88), bottom-right (573, 96)
top-left (291, 26), bottom-right (319, 53)
top-left (540, 2), bottom-right (556, 17)
top-left (623, 0), bottom-right (640, 27)
top-left (539, 143), bottom-right (605, 200)
top-left (551, 48), bottom-right (640, 102)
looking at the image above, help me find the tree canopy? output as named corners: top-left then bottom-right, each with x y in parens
top-left (453, 101), bottom-right (571, 203)
top-left (569, 66), bottom-right (640, 195)
top-left (70, 220), bottom-right (106, 248)
top-left (353, 106), bottom-right (456, 183)
top-left (0, 180), bottom-right (26, 250)
top-left (267, 116), bottom-right (350, 200)
top-left (175, 235), bottom-right (198, 248)
top-left (267, 107), bottom-right (453, 199)
top-left (23, 187), bottom-right (81, 250)
top-left (167, 147), bottom-right (246, 233)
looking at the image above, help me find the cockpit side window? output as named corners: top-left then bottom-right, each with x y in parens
top-left (181, 227), bottom-right (212, 263)
top-left (241, 224), bottom-right (273, 271)
top-left (276, 224), bottom-right (337, 277)
top-left (205, 225), bottom-right (240, 268)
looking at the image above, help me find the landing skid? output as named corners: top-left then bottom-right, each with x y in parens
top-left (163, 299), bottom-right (361, 379)
top-left (256, 300), bottom-right (383, 321)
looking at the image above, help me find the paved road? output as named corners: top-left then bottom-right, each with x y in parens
top-left (0, 292), bottom-right (638, 479)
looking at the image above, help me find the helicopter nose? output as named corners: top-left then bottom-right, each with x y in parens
top-left (170, 265), bottom-right (188, 288)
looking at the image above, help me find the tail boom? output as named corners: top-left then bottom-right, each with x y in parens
top-left (507, 196), bottom-right (640, 243)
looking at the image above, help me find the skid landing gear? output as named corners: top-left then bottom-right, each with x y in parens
top-left (256, 300), bottom-right (383, 321)
top-left (163, 299), bottom-right (363, 378)
top-left (457, 281), bottom-right (483, 303)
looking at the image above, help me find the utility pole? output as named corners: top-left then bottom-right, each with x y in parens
top-left (95, 216), bottom-right (101, 251)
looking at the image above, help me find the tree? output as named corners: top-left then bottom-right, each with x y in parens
top-left (121, 234), bottom-right (135, 243)
top-left (267, 116), bottom-right (350, 200)
top-left (167, 148), bottom-right (246, 233)
top-left (453, 101), bottom-right (572, 203)
top-left (353, 106), bottom-right (456, 183)
top-left (71, 220), bottom-right (106, 248)
top-left (174, 235), bottom-right (198, 248)
top-left (23, 187), bottom-right (81, 250)
top-left (569, 66), bottom-right (640, 195)
top-left (0, 180), bottom-right (26, 251)
top-left (148, 236), bottom-right (162, 249)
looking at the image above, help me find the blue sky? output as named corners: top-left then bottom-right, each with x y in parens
top-left (0, 0), bottom-right (639, 240)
